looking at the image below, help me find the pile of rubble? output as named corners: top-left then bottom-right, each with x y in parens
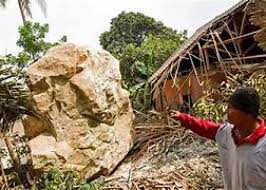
top-left (103, 114), bottom-right (223, 190)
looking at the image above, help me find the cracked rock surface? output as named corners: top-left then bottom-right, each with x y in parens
top-left (23, 43), bottom-right (134, 179)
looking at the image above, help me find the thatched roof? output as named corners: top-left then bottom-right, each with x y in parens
top-left (148, 0), bottom-right (252, 87)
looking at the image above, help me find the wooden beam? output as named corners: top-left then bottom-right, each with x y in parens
top-left (227, 18), bottom-right (242, 57)
top-left (222, 54), bottom-right (266, 61)
top-left (170, 59), bottom-right (180, 87)
top-left (168, 71), bottom-right (193, 105)
top-left (209, 30), bottom-right (228, 77)
top-left (233, 19), bottom-right (239, 36)
top-left (203, 30), bottom-right (260, 49)
top-left (188, 52), bottom-right (202, 86)
top-left (171, 59), bottom-right (182, 88)
top-left (169, 61), bottom-right (175, 82)
top-left (216, 20), bottom-right (229, 34)
top-left (230, 63), bottom-right (266, 71)
top-left (198, 42), bottom-right (209, 80)
top-left (240, 2), bottom-right (251, 36)
top-left (151, 68), bottom-right (169, 92)
top-left (223, 21), bottom-right (244, 65)
top-left (206, 46), bottom-right (238, 57)
top-left (240, 9), bottom-right (248, 36)
top-left (213, 55), bottom-right (266, 65)
top-left (203, 48), bottom-right (210, 70)
top-left (189, 53), bottom-right (205, 76)
top-left (189, 52), bottom-right (204, 62)
top-left (221, 17), bottom-right (236, 35)
top-left (214, 31), bottom-right (244, 73)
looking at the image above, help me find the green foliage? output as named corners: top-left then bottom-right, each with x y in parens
top-left (128, 81), bottom-right (151, 111)
top-left (0, 53), bottom-right (30, 79)
top-left (120, 34), bottom-right (186, 111)
top-left (192, 74), bottom-right (266, 122)
top-left (0, 60), bottom-right (46, 188)
top-left (192, 87), bottom-right (227, 123)
top-left (1, 21), bottom-right (67, 77)
top-left (32, 168), bottom-right (101, 190)
top-left (246, 74), bottom-right (266, 117)
top-left (120, 34), bottom-right (185, 84)
top-left (0, 63), bottom-right (34, 132)
top-left (17, 22), bottom-right (67, 61)
top-left (17, 22), bottom-right (51, 60)
top-left (100, 11), bottom-right (186, 57)
top-left (100, 12), bottom-right (187, 111)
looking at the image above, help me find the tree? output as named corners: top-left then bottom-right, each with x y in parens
top-left (0, 63), bottom-right (46, 187)
top-left (100, 11), bottom-right (187, 111)
top-left (120, 34), bottom-right (186, 86)
top-left (100, 11), bottom-right (184, 57)
top-left (2, 21), bottom-right (67, 75)
top-left (120, 34), bottom-right (186, 111)
top-left (17, 21), bottom-right (67, 61)
top-left (0, 0), bottom-right (7, 8)
top-left (0, 21), bottom-right (66, 188)
top-left (0, 0), bottom-right (47, 24)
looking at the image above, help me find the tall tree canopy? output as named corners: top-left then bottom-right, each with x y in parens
top-left (100, 11), bottom-right (187, 111)
top-left (100, 11), bottom-right (186, 57)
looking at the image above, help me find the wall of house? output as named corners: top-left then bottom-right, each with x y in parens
top-left (154, 71), bottom-right (227, 111)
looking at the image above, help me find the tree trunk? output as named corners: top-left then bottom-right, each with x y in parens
top-left (4, 136), bottom-right (30, 187)
top-left (18, 0), bottom-right (26, 25)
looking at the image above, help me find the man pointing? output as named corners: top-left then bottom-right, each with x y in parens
top-left (170, 87), bottom-right (266, 190)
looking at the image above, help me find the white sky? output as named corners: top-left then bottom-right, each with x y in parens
top-left (0, 0), bottom-right (239, 55)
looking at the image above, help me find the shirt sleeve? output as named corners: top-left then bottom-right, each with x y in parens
top-left (174, 113), bottom-right (221, 140)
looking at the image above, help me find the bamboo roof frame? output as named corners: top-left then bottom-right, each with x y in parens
top-left (148, 0), bottom-right (264, 91)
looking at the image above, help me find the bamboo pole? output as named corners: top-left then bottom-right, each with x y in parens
top-left (203, 49), bottom-right (210, 70)
top-left (207, 47), bottom-right (238, 57)
top-left (203, 30), bottom-right (260, 49)
top-left (209, 30), bottom-right (228, 77)
top-left (222, 21), bottom-right (245, 66)
top-left (171, 59), bottom-right (182, 88)
top-left (240, 9), bottom-right (248, 36)
top-left (232, 19), bottom-right (239, 36)
top-left (214, 31), bottom-right (244, 73)
top-left (197, 42), bottom-right (209, 81)
top-left (169, 72), bottom-right (193, 105)
top-left (188, 53), bottom-right (204, 79)
top-left (188, 52), bottom-right (203, 86)
top-left (151, 69), bottom-right (168, 92)
top-left (219, 54), bottom-right (266, 61)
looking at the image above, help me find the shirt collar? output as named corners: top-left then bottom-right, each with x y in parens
top-left (232, 118), bottom-right (266, 146)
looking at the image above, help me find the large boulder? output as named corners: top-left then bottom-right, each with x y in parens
top-left (23, 43), bottom-right (134, 179)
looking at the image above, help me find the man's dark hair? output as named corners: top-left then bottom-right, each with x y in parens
top-left (228, 87), bottom-right (260, 117)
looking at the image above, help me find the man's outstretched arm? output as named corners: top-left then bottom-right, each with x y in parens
top-left (171, 111), bottom-right (221, 140)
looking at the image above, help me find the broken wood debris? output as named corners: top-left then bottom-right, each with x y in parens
top-left (103, 112), bottom-right (223, 190)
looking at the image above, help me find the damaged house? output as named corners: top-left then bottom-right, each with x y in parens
top-left (148, 0), bottom-right (266, 112)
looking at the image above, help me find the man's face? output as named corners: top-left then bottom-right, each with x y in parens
top-left (227, 104), bottom-right (247, 128)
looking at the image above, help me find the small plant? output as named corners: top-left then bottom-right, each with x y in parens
top-left (32, 168), bottom-right (102, 190)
